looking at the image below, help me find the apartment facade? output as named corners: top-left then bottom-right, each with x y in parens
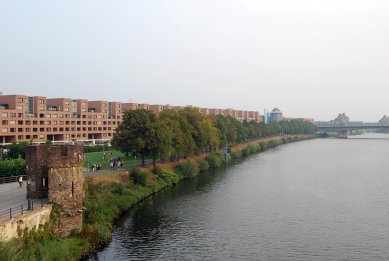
top-left (0, 95), bottom-right (122, 144)
top-left (0, 94), bottom-right (262, 145)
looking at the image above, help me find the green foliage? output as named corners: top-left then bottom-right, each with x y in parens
top-left (112, 109), bottom-right (157, 166)
top-left (199, 160), bottom-right (210, 171)
top-left (5, 142), bottom-right (28, 159)
top-left (248, 143), bottom-right (260, 153)
top-left (0, 158), bottom-right (26, 176)
top-left (230, 150), bottom-right (242, 159)
top-left (242, 146), bottom-right (251, 157)
top-left (259, 141), bottom-right (267, 151)
top-left (176, 159), bottom-right (199, 178)
top-left (267, 139), bottom-right (282, 148)
top-left (112, 107), bottom-right (316, 167)
top-left (83, 145), bottom-right (109, 153)
top-left (158, 169), bottom-right (180, 185)
top-left (131, 168), bottom-right (149, 186)
top-left (205, 153), bottom-right (223, 169)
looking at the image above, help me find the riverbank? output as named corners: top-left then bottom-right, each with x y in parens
top-left (0, 134), bottom-right (315, 260)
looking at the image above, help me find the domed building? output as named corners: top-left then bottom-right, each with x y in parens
top-left (269, 108), bottom-right (283, 123)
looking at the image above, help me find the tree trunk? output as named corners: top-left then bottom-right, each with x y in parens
top-left (141, 154), bottom-right (145, 167)
top-left (152, 157), bottom-right (156, 168)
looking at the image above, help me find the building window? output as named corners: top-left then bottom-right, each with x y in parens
top-left (39, 106), bottom-right (44, 111)
top-left (39, 99), bottom-right (45, 104)
top-left (17, 98), bottom-right (23, 103)
top-left (1, 112), bottom-right (7, 117)
top-left (2, 128), bottom-right (7, 133)
top-left (64, 107), bottom-right (70, 112)
top-left (17, 105), bottom-right (23, 110)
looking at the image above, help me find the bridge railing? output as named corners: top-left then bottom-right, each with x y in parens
top-left (0, 198), bottom-right (48, 222)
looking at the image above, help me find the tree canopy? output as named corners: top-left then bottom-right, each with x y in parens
top-left (112, 108), bottom-right (317, 166)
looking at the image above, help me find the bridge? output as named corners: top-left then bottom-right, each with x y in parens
top-left (316, 124), bottom-right (389, 132)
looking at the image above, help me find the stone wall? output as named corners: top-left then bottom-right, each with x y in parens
top-left (26, 145), bottom-right (49, 199)
top-left (25, 145), bottom-right (84, 237)
top-left (0, 205), bottom-right (52, 242)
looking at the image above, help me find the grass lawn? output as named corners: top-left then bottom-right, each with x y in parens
top-left (84, 150), bottom-right (145, 170)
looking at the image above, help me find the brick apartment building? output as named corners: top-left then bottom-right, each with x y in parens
top-left (0, 94), bottom-right (261, 145)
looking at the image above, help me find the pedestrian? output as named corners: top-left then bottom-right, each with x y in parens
top-left (103, 152), bottom-right (106, 160)
top-left (18, 176), bottom-right (23, 187)
top-left (110, 162), bottom-right (114, 170)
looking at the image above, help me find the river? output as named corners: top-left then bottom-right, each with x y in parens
top-left (91, 134), bottom-right (389, 260)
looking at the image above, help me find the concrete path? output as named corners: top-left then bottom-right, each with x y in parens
top-left (0, 181), bottom-right (28, 219)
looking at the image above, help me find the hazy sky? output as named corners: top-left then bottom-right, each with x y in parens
top-left (1, 1), bottom-right (388, 121)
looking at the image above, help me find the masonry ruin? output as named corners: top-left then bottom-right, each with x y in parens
top-left (25, 144), bottom-right (84, 236)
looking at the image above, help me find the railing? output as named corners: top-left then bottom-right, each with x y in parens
top-left (0, 175), bottom-right (27, 184)
top-left (0, 198), bottom-right (48, 221)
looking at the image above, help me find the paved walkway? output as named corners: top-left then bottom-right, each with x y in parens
top-left (0, 181), bottom-right (28, 216)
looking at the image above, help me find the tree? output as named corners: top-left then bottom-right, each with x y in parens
top-left (159, 109), bottom-right (187, 161)
top-left (6, 142), bottom-right (28, 159)
top-left (112, 109), bottom-right (156, 166)
top-left (148, 119), bottom-right (173, 167)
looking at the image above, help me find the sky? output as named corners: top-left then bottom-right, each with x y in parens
top-left (0, 0), bottom-right (388, 122)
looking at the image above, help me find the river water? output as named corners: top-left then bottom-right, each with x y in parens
top-left (91, 134), bottom-right (389, 260)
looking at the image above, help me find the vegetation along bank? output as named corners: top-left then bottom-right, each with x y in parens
top-left (0, 108), bottom-right (317, 260)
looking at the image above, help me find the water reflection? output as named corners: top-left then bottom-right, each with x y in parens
top-left (92, 135), bottom-right (389, 260)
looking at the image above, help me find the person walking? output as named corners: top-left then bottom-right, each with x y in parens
top-left (18, 176), bottom-right (23, 187)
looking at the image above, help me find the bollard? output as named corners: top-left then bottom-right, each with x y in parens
top-left (9, 208), bottom-right (12, 219)
top-left (21, 204), bottom-right (23, 215)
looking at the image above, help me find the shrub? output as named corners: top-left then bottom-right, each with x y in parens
top-left (199, 160), bottom-right (209, 171)
top-left (0, 158), bottom-right (26, 177)
top-left (205, 153), bottom-right (223, 169)
top-left (131, 168), bottom-right (148, 186)
top-left (83, 145), bottom-right (109, 153)
top-left (259, 142), bottom-right (267, 151)
top-left (176, 159), bottom-right (199, 178)
top-left (267, 139), bottom-right (281, 148)
top-left (242, 146), bottom-right (251, 157)
top-left (248, 143), bottom-right (260, 154)
top-left (158, 169), bottom-right (180, 185)
top-left (230, 150), bottom-right (242, 159)
top-left (152, 166), bottom-right (162, 175)
top-left (110, 183), bottom-right (126, 195)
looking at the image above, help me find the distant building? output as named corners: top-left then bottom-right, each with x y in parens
top-left (0, 93), bottom-right (262, 145)
top-left (269, 108), bottom-right (283, 123)
top-left (379, 115), bottom-right (389, 125)
top-left (331, 113), bottom-right (350, 125)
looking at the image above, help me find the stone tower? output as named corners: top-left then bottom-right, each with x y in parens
top-left (26, 144), bottom-right (84, 236)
